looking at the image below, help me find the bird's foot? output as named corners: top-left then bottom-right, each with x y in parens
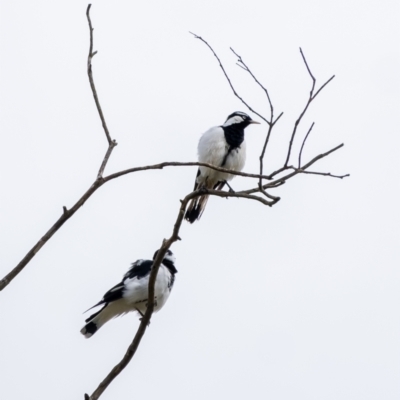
top-left (224, 181), bottom-right (235, 193)
top-left (136, 308), bottom-right (150, 326)
top-left (198, 185), bottom-right (209, 194)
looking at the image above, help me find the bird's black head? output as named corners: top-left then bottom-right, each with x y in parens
top-left (223, 111), bottom-right (260, 128)
top-left (153, 249), bottom-right (177, 274)
top-left (152, 249), bottom-right (176, 266)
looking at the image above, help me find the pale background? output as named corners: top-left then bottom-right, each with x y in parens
top-left (1, 1), bottom-right (399, 399)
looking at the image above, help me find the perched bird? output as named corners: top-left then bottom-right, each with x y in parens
top-left (80, 250), bottom-right (177, 338)
top-left (185, 111), bottom-right (260, 223)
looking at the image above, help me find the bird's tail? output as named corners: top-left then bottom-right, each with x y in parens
top-left (184, 194), bottom-right (210, 223)
top-left (80, 302), bottom-right (121, 338)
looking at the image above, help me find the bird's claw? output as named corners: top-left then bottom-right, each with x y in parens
top-left (198, 186), bottom-right (209, 194)
top-left (224, 180), bottom-right (235, 193)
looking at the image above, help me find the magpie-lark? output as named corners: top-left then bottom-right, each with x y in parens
top-left (185, 111), bottom-right (260, 223)
top-left (80, 250), bottom-right (177, 338)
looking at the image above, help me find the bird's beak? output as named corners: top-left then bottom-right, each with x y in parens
top-left (249, 120), bottom-right (261, 124)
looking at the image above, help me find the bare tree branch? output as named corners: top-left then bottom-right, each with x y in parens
top-left (230, 48), bottom-right (274, 118)
top-left (86, 4), bottom-right (114, 147)
top-left (190, 32), bottom-right (270, 125)
top-left (86, 4), bottom-right (118, 179)
top-left (227, 48), bottom-right (284, 199)
top-left (103, 161), bottom-right (274, 182)
top-left (288, 169), bottom-right (350, 179)
top-left (298, 122), bottom-right (315, 168)
top-left (284, 48), bottom-right (335, 167)
top-left (242, 143), bottom-right (346, 195)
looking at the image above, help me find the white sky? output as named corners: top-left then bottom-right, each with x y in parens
top-left (1, 1), bottom-right (399, 399)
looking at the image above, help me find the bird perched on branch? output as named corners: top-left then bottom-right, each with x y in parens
top-left (185, 111), bottom-right (260, 223)
top-left (80, 250), bottom-right (177, 338)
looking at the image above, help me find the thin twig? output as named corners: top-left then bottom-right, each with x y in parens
top-left (97, 140), bottom-right (117, 179)
top-left (298, 122), bottom-right (315, 168)
top-left (190, 32), bottom-right (270, 125)
top-left (104, 161), bottom-right (274, 182)
top-left (300, 47), bottom-right (316, 94)
top-left (242, 143), bottom-right (347, 195)
top-left (284, 48), bottom-right (335, 167)
top-left (227, 48), bottom-right (285, 198)
top-left (87, 4), bottom-right (115, 147)
top-left (289, 169), bottom-right (350, 179)
top-left (230, 48), bottom-right (274, 122)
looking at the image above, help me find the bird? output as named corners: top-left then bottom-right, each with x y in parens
top-left (80, 249), bottom-right (177, 338)
top-left (184, 111), bottom-right (260, 223)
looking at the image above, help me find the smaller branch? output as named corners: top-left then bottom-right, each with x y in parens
top-left (258, 113), bottom-right (283, 178)
top-left (97, 140), bottom-right (117, 179)
top-left (104, 161), bottom-right (274, 182)
top-left (227, 48), bottom-right (285, 192)
top-left (190, 32), bottom-right (269, 125)
top-left (207, 188), bottom-right (276, 207)
top-left (299, 47), bottom-right (316, 94)
top-left (267, 165), bottom-right (291, 179)
top-left (258, 124), bottom-right (273, 181)
top-left (298, 122), bottom-right (315, 168)
top-left (242, 143), bottom-right (346, 195)
top-left (86, 4), bottom-right (115, 147)
top-left (258, 185), bottom-right (281, 203)
top-left (313, 75), bottom-right (335, 100)
top-left (274, 144), bottom-right (346, 186)
top-left (230, 48), bottom-right (274, 122)
top-left (283, 48), bottom-right (335, 167)
top-left (289, 168), bottom-right (350, 179)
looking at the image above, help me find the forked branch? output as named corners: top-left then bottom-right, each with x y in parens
top-left (284, 48), bottom-right (335, 167)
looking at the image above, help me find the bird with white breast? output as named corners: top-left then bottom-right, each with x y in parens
top-left (80, 250), bottom-right (177, 338)
top-left (185, 111), bottom-right (260, 223)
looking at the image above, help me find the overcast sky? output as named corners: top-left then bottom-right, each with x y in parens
top-left (1, 1), bottom-right (399, 399)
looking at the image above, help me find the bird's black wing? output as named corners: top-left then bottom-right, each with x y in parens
top-left (84, 281), bottom-right (125, 315)
top-left (123, 259), bottom-right (153, 281)
top-left (100, 260), bottom-right (153, 304)
top-left (84, 259), bottom-right (152, 314)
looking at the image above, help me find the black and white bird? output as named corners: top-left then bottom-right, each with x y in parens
top-left (80, 250), bottom-right (177, 338)
top-left (185, 111), bottom-right (260, 223)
